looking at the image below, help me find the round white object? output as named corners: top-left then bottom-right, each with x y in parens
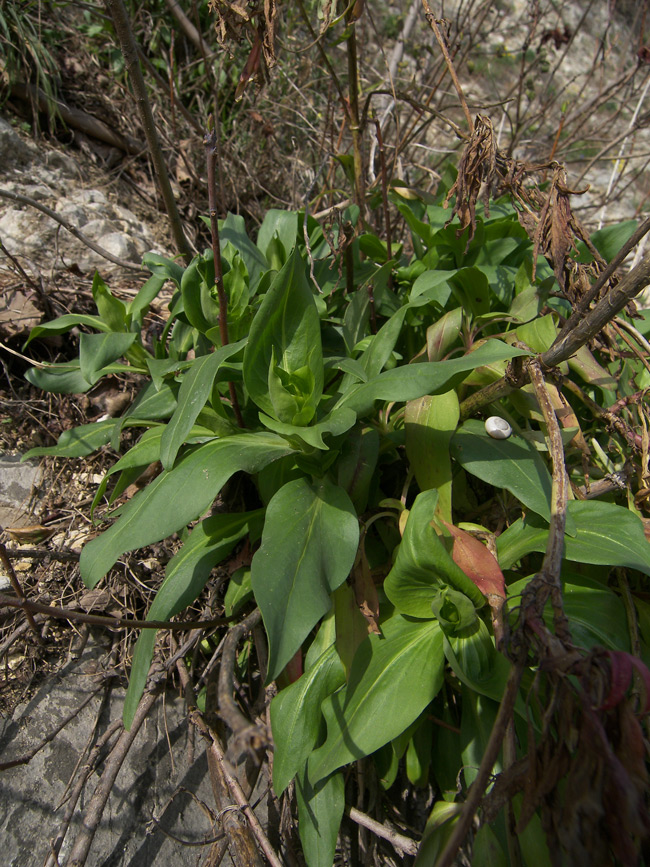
top-left (485, 416), bottom-right (512, 439)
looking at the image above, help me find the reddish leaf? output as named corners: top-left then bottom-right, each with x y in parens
top-left (599, 651), bottom-right (650, 714)
top-left (235, 30), bottom-right (263, 101)
top-left (282, 648), bottom-right (303, 685)
top-left (599, 650), bottom-right (633, 711)
top-left (440, 521), bottom-right (506, 599)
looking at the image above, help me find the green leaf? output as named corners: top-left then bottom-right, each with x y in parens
top-left (308, 614), bottom-right (444, 783)
top-left (79, 332), bottom-right (137, 384)
top-left (460, 685), bottom-right (499, 786)
top-left (223, 567), bottom-right (253, 616)
top-left (142, 251), bottom-right (185, 287)
top-left (251, 478), bottom-right (358, 681)
top-left (337, 341), bottom-right (529, 416)
top-left (257, 209), bottom-right (299, 262)
top-left (426, 307), bottom-right (463, 361)
top-left (271, 643), bottom-right (346, 795)
top-left (92, 272), bottom-right (127, 331)
top-left (22, 418), bottom-right (117, 459)
top-left (160, 339), bottom-right (246, 469)
top-left (180, 252), bottom-right (220, 334)
top-left (25, 362), bottom-right (93, 394)
top-left (123, 510), bottom-right (262, 728)
top-left (80, 432), bottom-right (295, 587)
top-left (405, 391), bottom-right (459, 520)
top-left (451, 419), bottom-right (553, 522)
top-left (508, 574), bottom-right (630, 653)
top-left (336, 426), bottom-right (379, 513)
top-left (243, 247), bottom-right (323, 421)
top-left (218, 212), bottom-right (270, 292)
top-left (385, 490), bottom-right (486, 617)
top-left (24, 313), bottom-right (109, 346)
top-left (296, 770), bottom-right (344, 867)
top-left (497, 501), bottom-right (650, 576)
top-left (259, 406), bottom-right (357, 450)
top-left (126, 274), bottom-right (166, 328)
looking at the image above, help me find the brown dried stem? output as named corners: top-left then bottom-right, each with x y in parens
top-left (525, 359), bottom-right (571, 640)
top-left (176, 660), bottom-right (282, 867)
top-left (0, 592), bottom-right (230, 631)
top-left (0, 539), bottom-right (42, 643)
top-left (104, 0), bottom-right (192, 263)
top-left (421, 0), bottom-right (473, 131)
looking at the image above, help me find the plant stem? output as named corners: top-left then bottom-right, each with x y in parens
top-left (421, 0), bottom-right (473, 131)
top-left (0, 539), bottom-right (43, 643)
top-left (346, 5), bottom-right (366, 216)
top-left (205, 123), bottom-right (244, 428)
top-left (104, 0), bottom-right (193, 263)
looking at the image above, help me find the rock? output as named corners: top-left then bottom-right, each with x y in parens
top-left (0, 453), bottom-right (42, 529)
top-left (0, 636), bottom-right (266, 866)
top-left (0, 114), bottom-right (165, 275)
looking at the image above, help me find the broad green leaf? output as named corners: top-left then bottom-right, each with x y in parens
top-left (449, 267), bottom-right (491, 318)
top-left (451, 419), bottom-right (552, 521)
top-left (497, 501), bottom-right (650, 576)
top-left (80, 432), bottom-right (295, 587)
top-left (578, 220), bottom-right (638, 263)
top-left (25, 362), bottom-right (92, 394)
top-left (218, 212), bottom-right (270, 292)
top-left (24, 313), bottom-right (109, 346)
top-left (123, 510), bottom-right (262, 728)
top-left (243, 247), bottom-right (323, 421)
top-left (142, 251), bottom-right (185, 287)
top-left (79, 332), bottom-right (137, 384)
top-left (126, 273), bottom-right (166, 328)
top-left (257, 209), bottom-right (299, 262)
top-left (336, 426), bottom-right (379, 514)
top-left (180, 252), bottom-right (220, 334)
top-left (426, 307), bottom-right (462, 361)
top-left (308, 614), bottom-right (444, 783)
top-left (146, 358), bottom-right (193, 391)
top-left (271, 643), bottom-right (345, 794)
top-left (385, 490), bottom-right (486, 618)
top-left (90, 426), bottom-right (164, 516)
top-left (160, 339), bottom-right (246, 468)
top-left (110, 380), bottom-right (179, 451)
top-left (410, 270), bottom-right (453, 305)
top-left (92, 272), bottom-right (127, 331)
top-left (323, 356), bottom-right (368, 383)
top-left (223, 567), bottom-right (253, 616)
top-left (259, 406), bottom-right (357, 450)
top-left (126, 381), bottom-right (179, 421)
top-left (251, 478), bottom-right (358, 681)
top-left (460, 685), bottom-right (499, 786)
top-left (342, 289), bottom-right (370, 354)
top-left (296, 770), bottom-right (344, 867)
top-left (414, 801), bottom-right (462, 867)
top-left (22, 418), bottom-right (117, 459)
top-left (337, 341), bottom-right (529, 416)
top-left (405, 391), bottom-right (459, 520)
top-left (508, 574), bottom-right (630, 653)
top-left (515, 313), bottom-right (558, 353)
top-left (472, 824), bottom-right (508, 867)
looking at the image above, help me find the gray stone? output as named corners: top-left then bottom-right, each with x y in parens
top-left (0, 637), bottom-right (261, 866)
top-left (0, 453), bottom-right (41, 529)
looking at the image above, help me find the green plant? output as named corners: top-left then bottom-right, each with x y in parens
top-left (22, 168), bottom-right (650, 863)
